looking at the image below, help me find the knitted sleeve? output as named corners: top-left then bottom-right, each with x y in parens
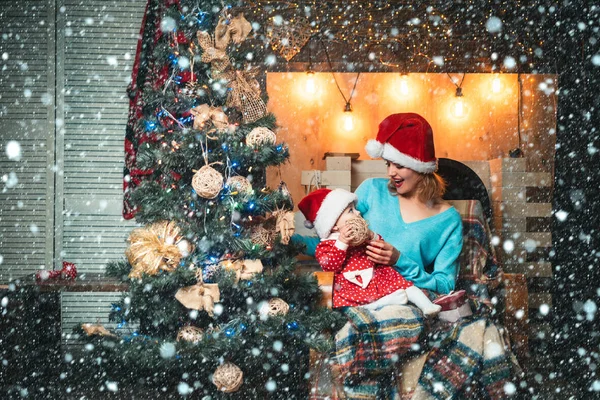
top-left (315, 240), bottom-right (348, 272)
top-left (430, 221), bottom-right (463, 293)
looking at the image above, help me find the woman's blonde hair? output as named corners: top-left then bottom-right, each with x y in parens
top-left (387, 172), bottom-right (447, 204)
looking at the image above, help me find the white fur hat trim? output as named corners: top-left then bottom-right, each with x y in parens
top-left (313, 189), bottom-right (357, 239)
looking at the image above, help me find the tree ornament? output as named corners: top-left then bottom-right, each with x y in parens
top-left (176, 326), bottom-right (204, 343)
top-left (192, 165), bottom-right (223, 199)
top-left (226, 68), bottom-right (267, 124)
top-left (190, 104), bottom-right (229, 130)
top-left (226, 175), bottom-right (252, 195)
top-left (277, 180), bottom-right (293, 206)
top-left (261, 297), bottom-right (290, 316)
top-left (214, 14), bottom-right (252, 50)
top-left (175, 281), bottom-right (221, 317)
top-left (274, 209), bottom-right (295, 245)
top-left (221, 259), bottom-right (263, 283)
top-left (344, 217), bottom-right (371, 246)
top-left (35, 261), bottom-right (78, 281)
top-left (245, 127), bottom-right (276, 147)
top-left (266, 15), bottom-right (312, 61)
top-left (126, 221), bottom-right (183, 279)
top-left (81, 323), bottom-right (117, 338)
top-left (212, 362), bottom-right (244, 393)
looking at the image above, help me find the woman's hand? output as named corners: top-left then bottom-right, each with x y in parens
top-left (366, 238), bottom-right (400, 265)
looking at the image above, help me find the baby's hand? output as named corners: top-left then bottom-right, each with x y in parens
top-left (338, 224), bottom-right (355, 244)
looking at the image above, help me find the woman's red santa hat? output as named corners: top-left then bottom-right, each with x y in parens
top-left (298, 188), bottom-right (357, 239)
top-left (365, 112), bottom-right (438, 174)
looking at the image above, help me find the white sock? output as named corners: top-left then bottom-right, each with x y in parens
top-left (363, 289), bottom-right (408, 310)
top-left (405, 286), bottom-right (442, 317)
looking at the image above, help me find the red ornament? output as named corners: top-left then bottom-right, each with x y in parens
top-left (61, 261), bottom-right (78, 280)
top-left (176, 31), bottom-right (189, 44)
top-left (35, 261), bottom-right (78, 282)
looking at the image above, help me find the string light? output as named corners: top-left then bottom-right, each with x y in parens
top-left (399, 73), bottom-right (410, 95)
top-left (447, 73), bottom-right (467, 119)
top-left (343, 102), bottom-right (354, 131)
top-left (492, 73), bottom-right (502, 93)
top-left (305, 42), bottom-right (317, 94)
top-left (452, 87), bottom-right (466, 118)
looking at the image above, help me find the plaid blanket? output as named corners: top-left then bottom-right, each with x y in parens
top-left (310, 302), bottom-right (518, 400)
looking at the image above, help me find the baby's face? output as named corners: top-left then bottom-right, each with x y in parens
top-left (334, 204), bottom-right (362, 229)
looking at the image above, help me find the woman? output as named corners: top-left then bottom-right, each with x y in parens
top-left (298, 113), bottom-right (516, 400)
top-left (299, 112), bottom-right (463, 297)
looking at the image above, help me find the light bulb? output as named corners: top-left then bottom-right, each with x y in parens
top-left (343, 112), bottom-right (354, 131)
top-left (453, 98), bottom-right (465, 118)
top-left (305, 72), bottom-right (316, 94)
top-left (492, 75), bottom-right (502, 93)
top-left (452, 87), bottom-right (467, 118)
top-left (399, 74), bottom-right (409, 95)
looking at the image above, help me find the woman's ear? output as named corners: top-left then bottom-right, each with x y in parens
top-left (331, 225), bottom-right (340, 232)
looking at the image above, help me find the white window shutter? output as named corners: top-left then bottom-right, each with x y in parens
top-left (57, 0), bottom-right (145, 274)
top-left (0, 0), bottom-right (57, 281)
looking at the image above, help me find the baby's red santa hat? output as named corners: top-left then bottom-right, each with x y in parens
top-left (365, 112), bottom-right (437, 174)
top-left (298, 188), bottom-right (357, 239)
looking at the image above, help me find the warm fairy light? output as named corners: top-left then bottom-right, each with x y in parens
top-left (453, 98), bottom-right (465, 118)
top-left (452, 87), bottom-right (467, 118)
top-left (492, 74), bottom-right (502, 93)
top-left (305, 71), bottom-right (317, 94)
top-left (343, 102), bottom-right (354, 131)
top-left (399, 74), bottom-right (409, 95)
top-left (343, 112), bottom-right (354, 131)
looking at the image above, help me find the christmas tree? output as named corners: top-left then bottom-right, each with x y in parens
top-left (71, 1), bottom-right (343, 397)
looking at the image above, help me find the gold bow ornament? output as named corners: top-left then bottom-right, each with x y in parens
top-left (221, 259), bottom-right (263, 283)
top-left (190, 104), bottom-right (229, 130)
top-left (175, 280), bottom-right (221, 317)
top-left (126, 221), bottom-right (192, 279)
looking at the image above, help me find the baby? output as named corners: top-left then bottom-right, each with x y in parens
top-left (299, 188), bottom-right (441, 317)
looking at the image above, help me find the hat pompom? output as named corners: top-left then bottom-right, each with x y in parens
top-left (365, 139), bottom-right (384, 158)
top-left (304, 220), bottom-right (314, 229)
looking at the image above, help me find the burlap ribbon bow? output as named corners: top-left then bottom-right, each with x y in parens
top-left (221, 259), bottom-right (263, 283)
top-left (126, 221), bottom-right (183, 279)
top-left (214, 14), bottom-right (252, 50)
top-left (225, 68), bottom-right (267, 124)
top-left (175, 281), bottom-right (221, 317)
top-left (190, 104), bottom-right (229, 130)
top-left (81, 323), bottom-right (117, 338)
top-left (196, 15), bottom-right (267, 124)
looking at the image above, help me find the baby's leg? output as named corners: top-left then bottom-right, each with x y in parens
top-left (405, 286), bottom-right (441, 317)
top-left (363, 289), bottom-right (408, 310)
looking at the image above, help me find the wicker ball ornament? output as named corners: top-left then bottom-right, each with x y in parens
top-left (192, 165), bottom-right (223, 199)
top-left (344, 217), bottom-right (371, 246)
top-left (226, 175), bottom-right (252, 195)
top-left (246, 127), bottom-right (276, 147)
top-left (176, 326), bottom-right (204, 343)
top-left (212, 362), bottom-right (244, 393)
top-left (262, 297), bottom-right (290, 316)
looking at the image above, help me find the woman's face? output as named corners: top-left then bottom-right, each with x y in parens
top-left (386, 160), bottom-right (421, 197)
